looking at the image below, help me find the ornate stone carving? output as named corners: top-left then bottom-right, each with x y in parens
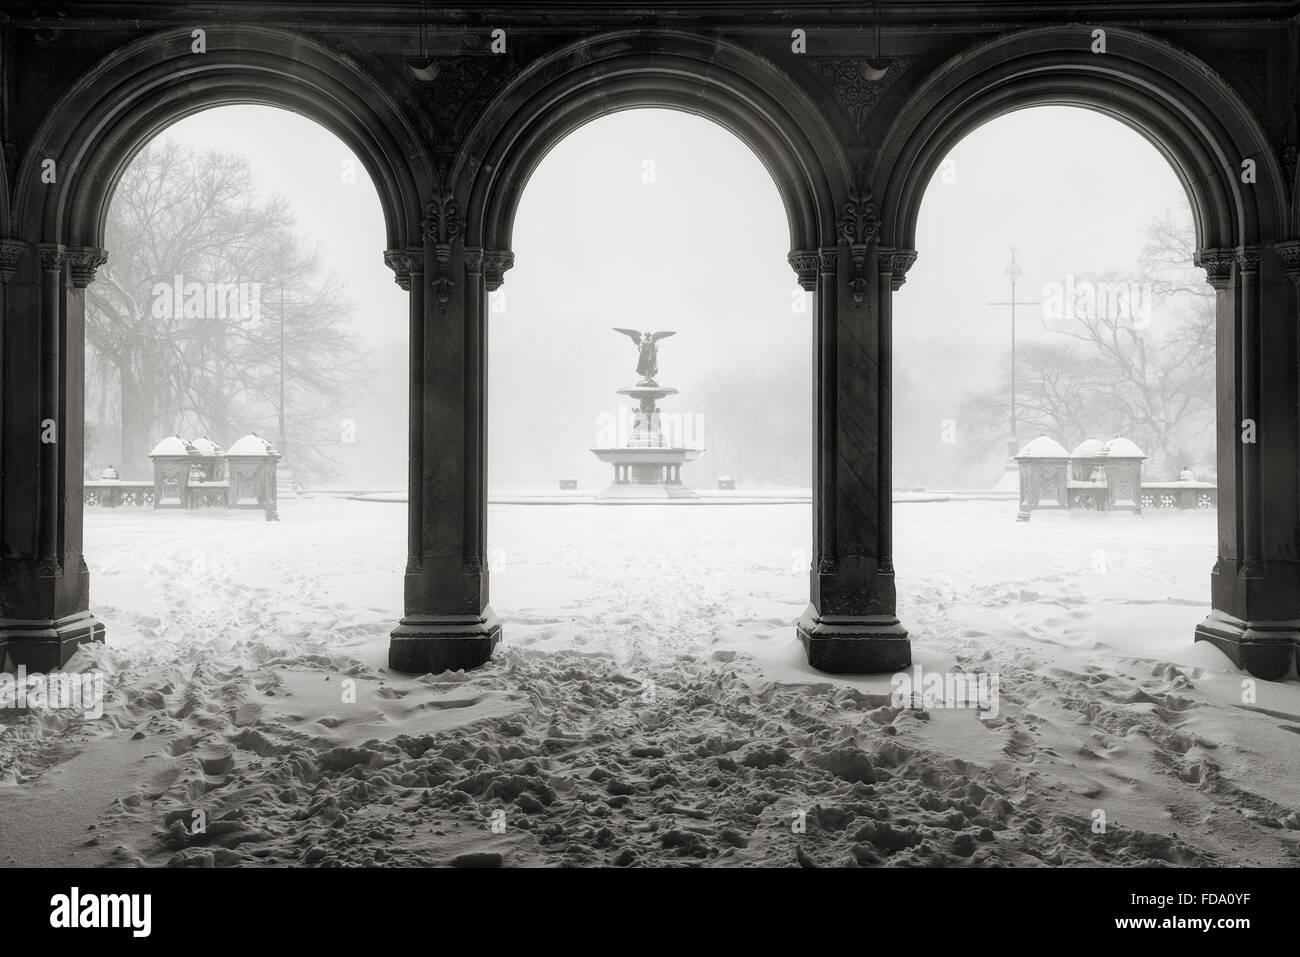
top-left (383, 248), bottom-right (421, 291)
top-left (421, 190), bottom-right (464, 267)
top-left (414, 56), bottom-right (503, 137)
top-left (880, 248), bottom-right (918, 291)
top-left (837, 185), bottom-right (881, 307)
top-left (817, 246), bottom-right (838, 275)
top-left (812, 57), bottom-right (910, 138)
top-left (1274, 240), bottom-right (1300, 287)
top-left (483, 249), bottom-right (514, 292)
top-left (38, 243), bottom-right (66, 273)
top-left (66, 246), bottom-right (107, 287)
top-left (464, 246), bottom-right (485, 276)
top-left (787, 249), bottom-right (819, 291)
top-left (0, 239), bottom-right (26, 284)
top-left (1193, 248), bottom-right (1234, 290)
top-left (1236, 246), bottom-right (1262, 272)
top-left (431, 273), bottom-right (459, 310)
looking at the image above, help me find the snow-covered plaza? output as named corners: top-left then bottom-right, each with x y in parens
top-left (1, 498), bottom-right (1296, 867)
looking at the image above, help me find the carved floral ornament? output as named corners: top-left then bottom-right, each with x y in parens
top-left (67, 246), bottom-right (109, 288)
top-left (1193, 248), bottom-right (1235, 290)
top-left (837, 186), bottom-right (882, 307)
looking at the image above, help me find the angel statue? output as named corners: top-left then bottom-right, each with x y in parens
top-left (613, 328), bottom-right (677, 383)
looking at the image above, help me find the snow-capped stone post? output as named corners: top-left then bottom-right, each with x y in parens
top-left (1015, 435), bottom-right (1070, 522)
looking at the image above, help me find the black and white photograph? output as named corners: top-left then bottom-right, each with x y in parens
top-left (0, 0), bottom-right (1294, 935)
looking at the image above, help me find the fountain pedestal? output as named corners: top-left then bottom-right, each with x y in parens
top-left (591, 380), bottom-right (704, 500)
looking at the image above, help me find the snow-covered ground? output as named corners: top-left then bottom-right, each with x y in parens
top-left (2, 498), bottom-right (1298, 867)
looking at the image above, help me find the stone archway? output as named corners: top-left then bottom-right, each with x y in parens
top-left (0, 26), bottom-right (429, 669)
top-left (386, 29), bottom-right (915, 675)
top-left (872, 26), bottom-right (1296, 678)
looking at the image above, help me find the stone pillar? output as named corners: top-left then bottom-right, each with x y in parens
top-left (385, 188), bottom-right (513, 672)
top-left (1193, 244), bottom-right (1299, 679)
top-left (788, 190), bottom-right (913, 673)
top-left (0, 240), bottom-right (105, 670)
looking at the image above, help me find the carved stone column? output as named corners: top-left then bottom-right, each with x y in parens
top-left (384, 180), bottom-right (510, 671)
top-left (794, 186), bottom-right (912, 673)
top-left (1193, 243), bottom-right (1299, 679)
top-left (0, 241), bottom-right (105, 669)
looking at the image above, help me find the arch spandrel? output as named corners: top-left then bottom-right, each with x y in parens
top-left (13, 26), bottom-right (432, 252)
top-left (871, 25), bottom-right (1289, 257)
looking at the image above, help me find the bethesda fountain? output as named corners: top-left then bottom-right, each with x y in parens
top-left (591, 328), bottom-right (704, 499)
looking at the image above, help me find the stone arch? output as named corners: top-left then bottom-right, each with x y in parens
top-left (0, 25), bottom-right (433, 671)
top-left (873, 25), bottom-right (1288, 256)
top-left (460, 30), bottom-right (850, 263)
top-left (13, 25), bottom-right (431, 250)
top-left (873, 25), bottom-right (1296, 680)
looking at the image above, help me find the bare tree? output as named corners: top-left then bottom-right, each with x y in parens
top-left (955, 209), bottom-right (1214, 481)
top-left (86, 140), bottom-right (370, 480)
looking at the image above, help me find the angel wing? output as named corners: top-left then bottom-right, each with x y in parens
top-left (612, 327), bottom-right (644, 342)
top-left (649, 331), bottom-right (677, 342)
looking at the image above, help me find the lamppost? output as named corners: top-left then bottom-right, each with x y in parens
top-left (987, 246), bottom-right (1037, 463)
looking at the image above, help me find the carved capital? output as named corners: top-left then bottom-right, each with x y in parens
top-left (787, 249), bottom-right (818, 291)
top-left (483, 249), bottom-right (514, 292)
top-left (1274, 240), bottom-right (1300, 286)
top-left (0, 239), bottom-right (26, 284)
top-left (817, 246), bottom-right (838, 275)
top-left (1235, 245), bottom-right (1262, 273)
top-left (38, 242), bottom-right (66, 274)
top-left (1193, 247), bottom-right (1235, 290)
top-left (879, 248), bottom-right (918, 291)
top-left (383, 248), bottom-right (422, 291)
top-left (464, 246), bottom-right (485, 276)
top-left (421, 190), bottom-right (465, 266)
top-left (66, 246), bottom-right (108, 288)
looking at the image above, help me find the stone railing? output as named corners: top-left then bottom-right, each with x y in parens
top-left (83, 481), bottom-right (155, 508)
top-left (85, 432), bottom-right (280, 519)
top-left (1017, 434), bottom-right (1215, 520)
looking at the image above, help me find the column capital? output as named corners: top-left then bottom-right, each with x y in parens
top-left (817, 245), bottom-right (838, 274)
top-left (464, 246), bottom-right (485, 276)
top-left (0, 238), bottom-right (26, 284)
top-left (1193, 247), bottom-right (1235, 290)
top-left (37, 242), bottom-right (66, 273)
top-left (878, 248), bottom-right (918, 291)
top-left (787, 249), bottom-right (818, 291)
top-left (383, 247), bottom-right (422, 291)
top-left (65, 246), bottom-right (108, 288)
top-left (1235, 245), bottom-right (1262, 272)
top-left (482, 249), bottom-right (514, 292)
top-left (1273, 239), bottom-right (1300, 285)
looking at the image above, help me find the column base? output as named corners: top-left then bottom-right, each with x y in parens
top-left (1194, 610), bottom-right (1296, 680)
top-left (0, 611), bottom-right (106, 671)
top-left (797, 604), bottom-right (911, 673)
top-left (388, 607), bottom-right (502, 674)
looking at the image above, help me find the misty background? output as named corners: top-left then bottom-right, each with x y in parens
top-left (85, 104), bottom-right (1202, 492)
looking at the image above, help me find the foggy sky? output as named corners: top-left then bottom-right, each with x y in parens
top-left (140, 103), bottom-right (1189, 490)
